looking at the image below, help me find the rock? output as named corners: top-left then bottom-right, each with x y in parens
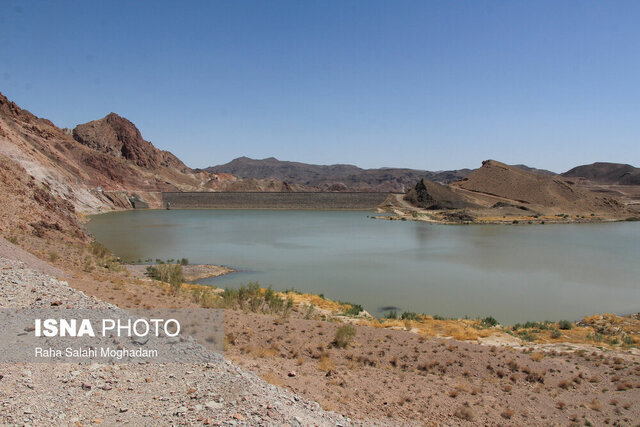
top-left (287, 371), bottom-right (296, 377)
top-left (205, 401), bottom-right (223, 410)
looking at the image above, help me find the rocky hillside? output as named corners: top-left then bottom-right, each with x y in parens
top-left (562, 162), bottom-right (640, 185)
top-left (207, 156), bottom-right (472, 192)
top-left (404, 178), bottom-right (478, 210)
top-left (450, 160), bottom-right (628, 215)
top-left (72, 113), bottom-right (189, 171)
top-left (0, 92), bottom-right (305, 215)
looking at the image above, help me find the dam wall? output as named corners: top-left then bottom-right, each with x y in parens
top-left (161, 192), bottom-right (393, 210)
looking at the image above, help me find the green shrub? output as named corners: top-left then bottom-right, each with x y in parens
top-left (384, 310), bottom-right (398, 320)
top-left (401, 311), bottom-right (419, 320)
top-left (557, 320), bottom-right (573, 330)
top-left (512, 220), bottom-right (519, 224)
top-left (180, 258), bottom-right (189, 265)
top-left (146, 263), bottom-right (184, 292)
top-left (343, 303), bottom-right (364, 317)
top-left (334, 324), bottom-right (357, 348)
top-left (550, 329), bottom-right (562, 339)
top-left (482, 316), bottom-right (498, 327)
top-left (517, 330), bottom-right (537, 342)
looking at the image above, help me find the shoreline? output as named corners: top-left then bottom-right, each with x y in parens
top-left (124, 263), bottom-right (235, 282)
top-left (2, 240), bottom-right (639, 424)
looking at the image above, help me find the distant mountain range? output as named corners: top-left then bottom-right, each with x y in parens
top-left (206, 157), bottom-right (561, 192)
top-left (562, 162), bottom-right (640, 185)
top-left (206, 156), bottom-right (467, 192)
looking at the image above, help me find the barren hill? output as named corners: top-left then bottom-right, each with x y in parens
top-left (562, 162), bottom-right (640, 185)
top-left (207, 156), bottom-right (472, 192)
top-left (450, 160), bottom-right (627, 215)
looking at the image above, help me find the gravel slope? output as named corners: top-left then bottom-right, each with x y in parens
top-left (0, 257), bottom-right (352, 426)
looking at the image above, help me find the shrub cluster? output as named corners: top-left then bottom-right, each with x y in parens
top-left (221, 283), bottom-right (294, 317)
top-left (334, 324), bottom-right (357, 348)
top-left (146, 264), bottom-right (184, 293)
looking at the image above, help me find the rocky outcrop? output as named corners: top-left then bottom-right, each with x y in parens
top-left (73, 113), bottom-right (187, 171)
top-left (404, 178), bottom-right (477, 210)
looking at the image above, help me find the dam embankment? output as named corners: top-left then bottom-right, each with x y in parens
top-left (161, 192), bottom-right (393, 210)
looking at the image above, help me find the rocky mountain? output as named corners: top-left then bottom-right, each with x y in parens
top-left (562, 162), bottom-right (640, 185)
top-left (72, 113), bottom-right (188, 171)
top-left (0, 92), bottom-right (306, 214)
top-left (450, 160), bottom-right (626, 214)
top-left (206, 156), bottom-right (472, 192)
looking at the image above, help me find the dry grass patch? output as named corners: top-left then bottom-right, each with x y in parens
top-left (530, 352), bottom-right (545, 362)
top-left (317, 355), bottom-right (335, 372)
top-left (588, 398), bottom-right (602, 412)
top-left (453, 406), bottom-right (474, 421)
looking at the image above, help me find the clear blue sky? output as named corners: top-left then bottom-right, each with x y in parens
top-left (1, 1), bottom-right (639, 172)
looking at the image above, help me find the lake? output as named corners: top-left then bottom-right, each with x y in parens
top-left (87, 210), bottom-right (640, 324)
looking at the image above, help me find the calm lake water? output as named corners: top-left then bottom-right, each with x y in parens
top-left (87, 210), bottom-right (640, 324)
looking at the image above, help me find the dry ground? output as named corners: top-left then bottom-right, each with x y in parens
top-left (2, 236), bottom-right (639, 425)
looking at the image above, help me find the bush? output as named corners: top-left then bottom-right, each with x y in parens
top-left (146, 263), bottom-right (184, 293)
top-left (482, 316), bottom-right (498, 327)
top-left (384, 310), bottom-right (398, 319)
top-left (89, 241), bottom-right (110, 258)
top-left (180, 258), bottom-right (189, 265)
top-left (557, 320), bottom-right (573, 330)
top-left (334, 324), bottom-right (357, 348)
top-left (343, 303), bottom-right (364, 317)
top-left (401, 311), bottom-right (419, 320)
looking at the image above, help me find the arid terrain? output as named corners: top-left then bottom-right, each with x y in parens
top-left (1, 234), bottom-right (639, 425)
top-left (1, 91), bottom-right (639, 425)
top-left (388, 160), bottom-right (640, 224)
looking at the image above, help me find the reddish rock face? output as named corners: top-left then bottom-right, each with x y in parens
top-left (73, 113), bottom-right (186, 170)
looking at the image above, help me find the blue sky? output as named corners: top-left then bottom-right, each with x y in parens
top-left (1, 1), bottom-right (639, 172)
